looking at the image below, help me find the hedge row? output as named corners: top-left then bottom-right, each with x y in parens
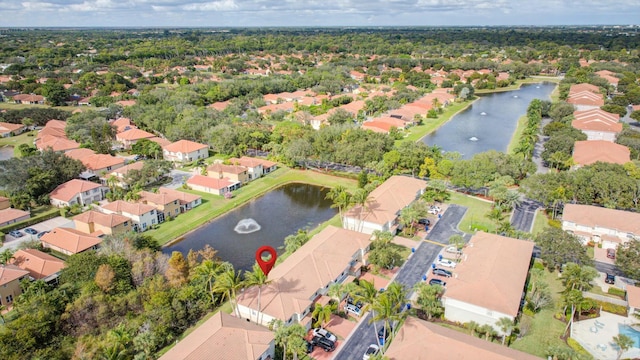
top-left (608, 287), bottom-right (627, 298)
top-left (596, 300), bottom-right (628, 316)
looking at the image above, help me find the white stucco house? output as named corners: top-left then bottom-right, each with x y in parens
top-left (562, 204), bottom-right (640, 249)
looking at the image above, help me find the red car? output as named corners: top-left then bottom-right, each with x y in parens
top-left (607, 248), bottom-right (616, 259)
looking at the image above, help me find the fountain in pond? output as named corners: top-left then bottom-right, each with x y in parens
top-left (234, 218), bottom-right (261, 234)
top-left (513, 95), bottom-right (519, 98)
top-left (469, 137), bottom-right (479, 141)
top-left (480, 112), bottom-right (487, 116)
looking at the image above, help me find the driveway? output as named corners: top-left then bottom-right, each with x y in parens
top-left (510, 198), bottom-right (541, 232)
top-left (1, 216), bottom-right (74, 251)
top-left (164, 169), bottom-right (193, 189)
top-left (426, 204), bottom-right (470, 244)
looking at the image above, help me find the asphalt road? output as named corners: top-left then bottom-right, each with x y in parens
top-left (333, 206), bottom-right (469, 360)
top-left (510, 199), bottom-right (541, 233)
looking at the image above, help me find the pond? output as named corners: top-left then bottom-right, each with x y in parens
top-left (163, 183), bottom-right (338, 271)
top-left (421, 82), bottom-right (556, 159)
top-left (0, 146), bottom-right (13, 161)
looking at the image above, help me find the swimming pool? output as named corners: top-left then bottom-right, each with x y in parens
top-left (618, 324), bottom-right (640, 348)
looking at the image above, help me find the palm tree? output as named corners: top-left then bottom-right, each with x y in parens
top-left (502, 190), bottom-right (522, 212)
top-left (370, 292), bottom-right (404, 350)
top-left (414, 283), bottom-right (444, 320)
top-left (212, 265), bottom-right (244, 318)
top-left (352, 279), bottom-right (381, 344)
top-left (613, 334), bottom-right (634, 360)
top-left (399, 205), bottom-right (420, 236)
top-left (465, 321), bottom-right (480, 336)
top-left (0, 249), bottom-right (14, 265)
top-left (352, 188), bottom-right (370, 233)
top-left (327, 282), bottom-right (344, 305)
top-left (312, 303), bottom-right (334, 328)
top-left (325, 185), bottom-right (352, 225)
top-left (194, 259), bottom-right (225, 308)
top-left (495, 317), bottom-right (514, 345)
top-left (562, 289), bottom-right (584, 336)
top-left (244, 263), bottom-right (271, 324)
top-left (0, 304), bottom-right (6, 324)
top-left (478, 324), bottom-right (496, 341)
top-left (273, 320), bottom-right (307, 360)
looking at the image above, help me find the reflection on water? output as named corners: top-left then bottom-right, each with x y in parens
top-left (164, 183), bottom-right (337, 271)
top-left (422, 83), bottom-right (556, 159)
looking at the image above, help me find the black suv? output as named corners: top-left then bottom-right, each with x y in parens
top-left (418, 218), bottom-right (431, 226)
top-left (605, 273), bottom-right (615, 285)
top-left (432, 268), bottom-right (452, 278)
top-left (311, 335), bottom-right (336, 352)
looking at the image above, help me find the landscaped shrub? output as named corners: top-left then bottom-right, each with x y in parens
top-left (548, 219), bottom-right (561, 228)
top-left (596, 300), bottom-right (628, 316)
top-left (0, 231), bottom-right (4, 244)
top-left (532, 262), bottom-right (545, 270)
top-left (471, 224), bottom-right (490, 232)
top-left (567, 338), bottom-right (591, 357)
top-left (607, 287), bottom-right (626, 298)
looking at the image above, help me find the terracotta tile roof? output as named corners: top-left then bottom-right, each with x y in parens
top-left (237, 226), bottom-right (371, 322)
top-left (107, 161), bottom-right (144, 178)
top-left (65, 148), bottom-right (97, 160)
top-left (570, 83), bottom-right (601, 94)
top-left (627, 285), bottom-right (640, 309)
top-left (111, 117), bottom-right (136, 133)
top-left (11, 249), bottom-right (65, 280)
top-left (102, 200), bottom-right (156, 216)
top-left (339, 100), bottom-right (365, 115)
top-left (572, 140), bottom-right (630, 166)
top-left (37, 126), bottom-right (67, 139)
top-left (163, 139), bottom-right (208, 153)
top-left (574, 108), bottom-right (619, 122)
top-left (40, 227), bottom-right (102, 254)
top-left (148, 137), bottom-right (172, 147)
top-left (207, 163), bottom-right (247, 175)
top-left (158, 187), bottom-right (201, 204)
top-left (345, 176), bottom-right (427, 226)
top-left (0, 265), bottom-right (30, 286)
top-left (443, 232), bottom-right (533, 317)
top-left (0, 208), bottom-right (30, 225)
top-left (50, 179), bottom-right (103, 202)
top-left (257, 102), bottom-right (295, 114)
top-left (567, 91), bottom-right (605, 106)
top-left (571, 109), bottom-right (622, 133)
top-left (208, 101), bottom-right (230, 111)
top-left (81, 154), bottom-right (125, 171)
top-left (0, 122), bottom-right (26, 135)
top-left (36, 134), bottom-right (80, 152)
top-left (385, 317), bottom-right (540, 360)
top-left (139, 190), bottom-right (181, 206)
top-left (116, 128), bottom-right (155, 140)
top-left (227, 156), bottom-right (275, 169)
top-left (158, 312), bottom-right (273, 360)
top-left (362, 120), bottom-right (395, 133)
top-left (13, 94), bottom-right (44, 102)
top-left (562, 204), bottom-right (640, 235)
top-left (187, 175), bottom-right (235, 190)
top-left (370, 116), bottom-right (407, 128)
top-left (73, 210), bottom-right (130, 228)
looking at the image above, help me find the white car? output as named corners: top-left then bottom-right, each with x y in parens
top-left (363, 344), bottom-right (380, 360)
top-left (428, 208), bottom-right (439, 215)
top-left (345, 304), bottom-right (362, 317)
top-left (445, 246), bottom-right (462, 255)
top-left (437, 258), bottom-right (457, 268)
top-left (312, 327), bottom-right (337, 342)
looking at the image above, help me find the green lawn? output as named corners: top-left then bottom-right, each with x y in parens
top-left (150, 167), bottom-right (357, 245)
top-left (531, 210), bottom-right (551, 236)
top-left (399, 101), bottom-right (473, 144)
top-left (448, 191), bottom-right (498, 234)
top-left (511, 266), bottom-right (584, 358)
top-left (0, 102), bottom-right (81, 113)
top-left (0, 130), bottom-right (38, 156)
top-left (507, 115), bottom-right (527, 154)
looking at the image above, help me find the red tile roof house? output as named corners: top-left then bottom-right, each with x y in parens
top-left (186, 175), bottom-right (240, 196)
top-left (626, 285), bottom-right (640, 315)
top-left (10, 249), bottom-right (65, 284)
top-left (12, 94), bottom-right (45, 105)
top-left (158, 187), bottom-right (202, 212)
top-left (227, 156), bottom-right (277, 181)
top-left (0, 208), bottom-right (31, 227)
top-left (0, 196), bottom-right (10, 210)
top-left (0, 265), bottom-right (29, 308)
top-left (138, 190), bottom-right (182, 223)
top-left (236, 226), bottom-right (371, 326)
top-left (101, 200), bottom-right (158, 232)
top-left (571, 109), bottom-right (622, 142)
top-left (115, 128), bottom-right (155, 150)
top-left (441, 232), bottom-right (534, 330)
top-left (0, 121), bottom-right (27, 137)
top-left (572, 140), bottom-right (631, 168)
top-left (158, 312), bottom-right (275, 360)
top-left (40, 227), bottom-right (103, 256)
top-left (65, 148), bottom-right (125, 179)
top-left (73, 210), bottom-right (133, 236)
top-left (49, 179), bottom-right (107, 208)
top-left (561, 204), bottom-right (640, 250)
top-left (162, 140), bottom-right (209, 163)
top-left (102, 161), bottom-right (147, 189)
top-left (343, 175), bottom-right (426, 234)
top-left (35, 134), bottom-right (81, 153)
top-left (385, 317), bottom-right (540, 360)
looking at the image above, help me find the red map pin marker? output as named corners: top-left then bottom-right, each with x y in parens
top-left (255, 245), bottom-right (277, 276)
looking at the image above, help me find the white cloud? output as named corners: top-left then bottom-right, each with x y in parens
top-left (181, 0), bottom-right (237, 11)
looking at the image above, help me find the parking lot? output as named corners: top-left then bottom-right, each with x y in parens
top-left (1, 216), bottom-right (74, 251)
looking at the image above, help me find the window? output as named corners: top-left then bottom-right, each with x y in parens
top-left (124, 221), bottom-right (128, 226)
top-left (150, 210), bottom-right (155, 215)
top-left (106, 166), bottom-right (112, 171)
top-left (175, 209), bottom-right (179, 214)
top-left (5, 295), bottom-right (13, 303)
top-left (152, 219), bottom-right (156, 225)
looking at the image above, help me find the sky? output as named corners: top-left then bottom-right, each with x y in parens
top-left (0, 0), bottom-right (639, 27)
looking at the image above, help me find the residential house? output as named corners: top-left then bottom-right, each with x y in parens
top-left (0, 208), bottom-right (31, 227)
top-left (162, 139), bottom-right (209, 163)
top-left (49, 179), bottom-right (107, 208)
top-left (561, 204), bottom-right (640, 249)
top-left (571, 109), bottom-right (621, 142)
top-left (626, 285), bottom-right (640, 315)
top-left (115, 128), bottom-right (155, 149)
top-left (159, 312), bottom-right (275, 360)
top-left (40, 227), bottom-right (103, 256)
top-left (111, 117), bottom-right (136, 133)
top-left (148, 137), bottom-right (172, 147)
top-left (102, 161), bottom-right (147, 189)
top-left (567, 83), bottom-right (604, 110)
top-left (65, 148), bottom-right (125, 179)
top-left (207, 163), bottom-right (249, 185)
top-left (0, 196), bottom-right (9, 210)
top-left (35, 134), bottom-right (80, 152)
top-left (595, 70), bottom-right (619, 88)
top-left (0, 121), bottom-right (27, 137)
top-left (441, 232), bottom-right (533, 329)
top-left (73, 210), bottom-right (133, 236)
top-left (343, 175), bottom-right (427, 234)
top-left (10, 249), bottom-right (65, 284)
top-left (385, 317), bottom-right (540, 360)
top-left (226, 156), bottom-right (276, 180)
top-left (101, 200), bottom-right (157, 232)
top-left (158, 187), bottom-right (202, 212)
top-left (13, 94), bottom-right (45, 104)
top-left (236, 226), bottom-right (371, 326)
top-left (36, 119), bottom-right (67, 139)
top-left (138, 190), bottom-right (181, 223)
top-left (186, 175), bottom-right (240, 196)
top-left (572, 140), bottom-right (630, 167)
top-left (0, 265), bottom-right (29, 307)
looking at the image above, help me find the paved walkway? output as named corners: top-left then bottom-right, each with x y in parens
top-left (1, 216), bottom-right (74, 251)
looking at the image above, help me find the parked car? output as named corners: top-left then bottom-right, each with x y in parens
top-left (429, 278), bottom-right (447, 287)
top-left (607, 248), bottom-right (616, 259)
top-left (310, 335), bottom-right (336, 352)
top-left (417, 218), bottom-right (431, 226)
top-left (305, 340), bottom-right (314, 354)
top-left (437, 259), bottom-right (457, 268)
top-left (345, 304), bottom-right (362, 317)
top-left (312, 327), bottom-right (337, 342)
top-left (445, 246), bottom-right (462, 255)
top-left (37, 231), bottom-right (50, 239)
top-left (432, 268), bottom-right (452, 278)
top-left (347, 296), bottom-right (363, 309)
top-left (378, 325), bottom-right (393, 345)
top-left (363, 344), bottom-right (380, 360)
top-left (605, 273), bottom-right (615, 285)
top-left (428, 208), bottom-right (439, 215)
top-left (24, 228), bottom-right (38, 235)
top-left (8, 230), bottom-right (24, 238)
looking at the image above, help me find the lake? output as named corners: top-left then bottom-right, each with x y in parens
top-left (421, 82), bottom-right (556, 159)
top-left (163, 183), bottom-right (337, 271)
top-left (0, 146), bottom-right (13, 161)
